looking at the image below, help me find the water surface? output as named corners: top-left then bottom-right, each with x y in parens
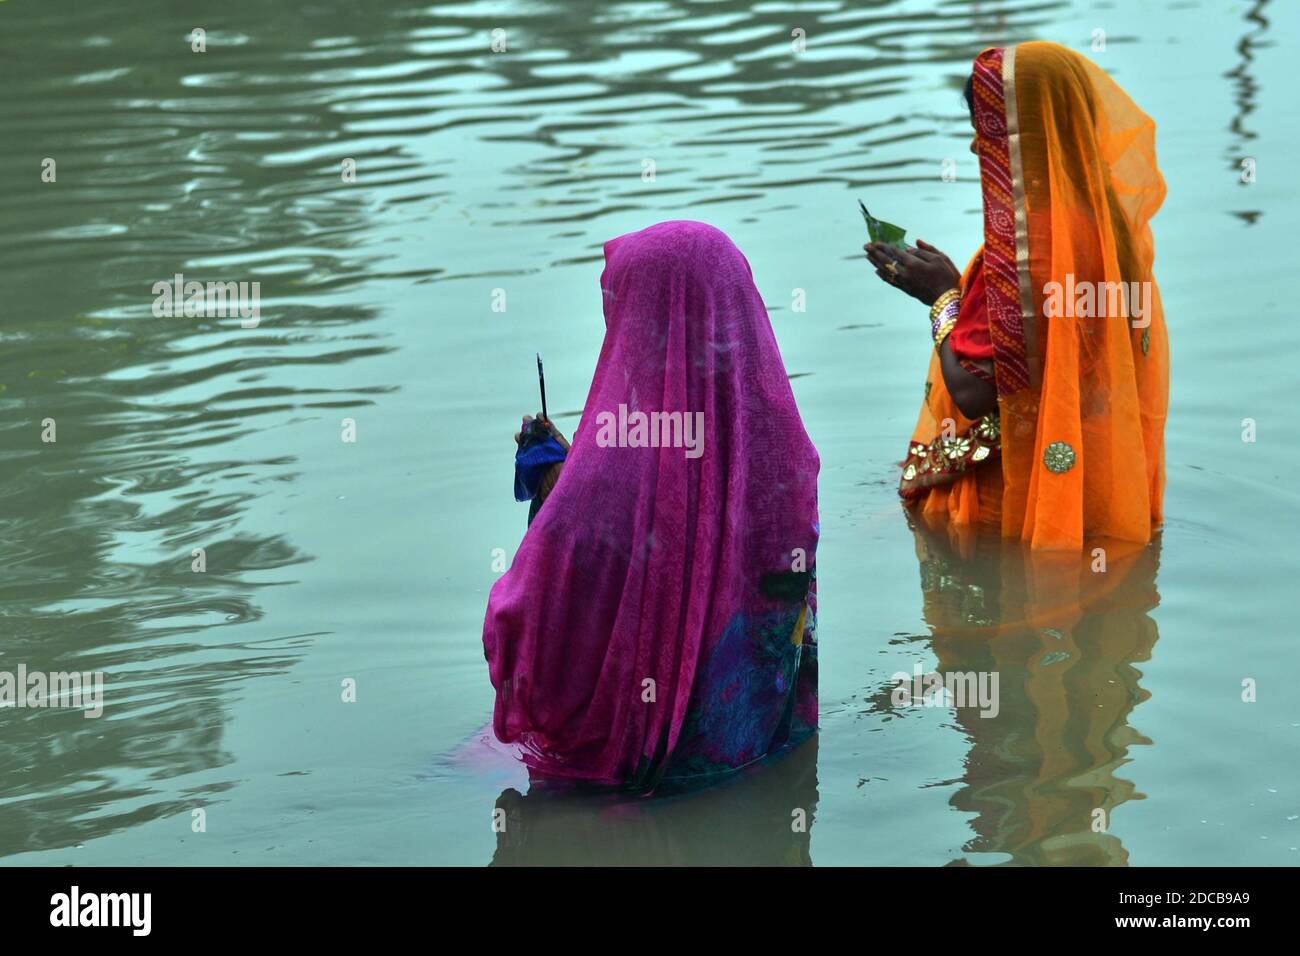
top-left (1, 0), bottom-right (1296, 865)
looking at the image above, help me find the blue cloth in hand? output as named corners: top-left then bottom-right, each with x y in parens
top-left (514, 435), bottom-right (567, 502)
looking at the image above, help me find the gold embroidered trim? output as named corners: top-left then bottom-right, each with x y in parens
top-left (899, 412), bottom-right (1002, 498)
top-left (1003, 44), bottom-right (1040, 388)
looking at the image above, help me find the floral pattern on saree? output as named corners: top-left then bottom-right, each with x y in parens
top-left (661, 584), bottom-right (818, 788)
top-left (898, 412), bottom-right (1002, 499)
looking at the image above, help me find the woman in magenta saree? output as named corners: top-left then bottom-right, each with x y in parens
top-left (484, 220), bottom-right (820, 792)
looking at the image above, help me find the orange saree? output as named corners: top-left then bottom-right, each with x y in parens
top-left (900, 42), bottom-right (1169, 552)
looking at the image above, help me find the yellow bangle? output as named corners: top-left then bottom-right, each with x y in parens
top-left (933, 316), bottom-right (959, 351)
top-left (929, 288), bottom-right (961, 325)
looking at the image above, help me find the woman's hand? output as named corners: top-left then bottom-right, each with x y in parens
top-left (514, 413), bottom-right (568, 505)
top-left (865, 238), bottom-right (962, 306)
top-left (514, 413), bottom-right (570, 451)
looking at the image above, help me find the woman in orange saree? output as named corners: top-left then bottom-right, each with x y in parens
top-left (866, 42), bottom-right (1168, 551)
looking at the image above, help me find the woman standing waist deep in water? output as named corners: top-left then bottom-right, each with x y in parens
top-left (484, 221), bottom-right (819, 792)
top-left (866, 42), bottom-right (1168, 551)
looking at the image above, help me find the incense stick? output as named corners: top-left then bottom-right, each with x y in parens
top-left (536, 353), bottom-right (548, 423)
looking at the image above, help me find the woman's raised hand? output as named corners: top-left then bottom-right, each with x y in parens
top-left (514, 413), bottom-right (570, 451)
top-left (865, 238), bottom-right (962, 306)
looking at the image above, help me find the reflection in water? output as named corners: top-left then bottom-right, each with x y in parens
top-left (890, 519), bottom-right (1162, 866)
top-left (490, 737), bottom-right (818, 866)
top-left (1, 0), bottom-right (1289, 865)
top-left (1225, 0), bottom-right (1270, 152)
top-left (0, 0), bottom-right (422, 858)
top-left (1224, 0), bottom-right (1270, 225)
top-left (414, 0), bottom-right (1068, 239)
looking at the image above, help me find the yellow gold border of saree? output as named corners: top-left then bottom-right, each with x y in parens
top-left (1002, 45), bottom-right (1040, 386)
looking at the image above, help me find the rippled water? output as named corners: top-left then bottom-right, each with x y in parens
top-left (1, 0), bottom-right (1296, 865)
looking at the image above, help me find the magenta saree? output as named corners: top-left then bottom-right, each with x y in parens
top-left (483, 220), bottom-right (820, 791)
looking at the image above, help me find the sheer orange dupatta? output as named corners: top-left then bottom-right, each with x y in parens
top-left (906, 42), bottom-right (1168, 551)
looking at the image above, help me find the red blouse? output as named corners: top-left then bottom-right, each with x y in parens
top-left (947, 253), bottom-right (994, 363)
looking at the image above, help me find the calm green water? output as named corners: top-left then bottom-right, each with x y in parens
top-left (1, 0), bottom-right (1296, 866)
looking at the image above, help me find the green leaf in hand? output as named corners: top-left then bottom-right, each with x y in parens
top-left (859, 199), bottom-right (907, 249)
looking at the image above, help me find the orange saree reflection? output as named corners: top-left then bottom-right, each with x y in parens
top-left (907, 514), bottom-right (1162, 865)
